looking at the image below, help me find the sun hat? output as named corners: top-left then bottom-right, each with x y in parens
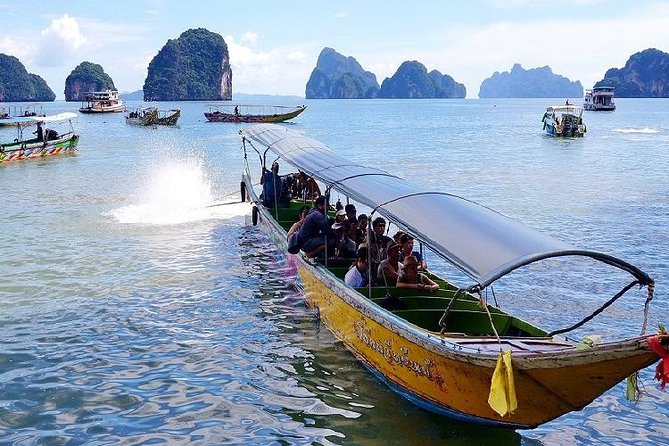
top-left (336, 209), bottom-right (347, 217)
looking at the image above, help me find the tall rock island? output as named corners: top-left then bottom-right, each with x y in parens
top-left (479, 64), bottom-right (582, 98)
top-left (64, 62), bottom-right (116, 101)
top-left (595, 48), bottom-right (669, 97)
top-left (305, 48), bottom-right (379, 99)
top-left (143, 28), bottom-right (232, 101)
top-left (377, 61), bottom-right (466, 98)
top-left (0, 54), bottom-right (55, 102)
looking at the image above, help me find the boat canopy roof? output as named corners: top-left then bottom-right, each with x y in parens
top-left (0, 112), bottom-right (77, 125)
top-left (547, 105), bottom-right (583, 114)
top-left (240, 124), bottom-right (651, 289)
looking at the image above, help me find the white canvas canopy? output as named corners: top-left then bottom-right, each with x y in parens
top-left (240, 124), bottom-right (651, 290)
top-left (1, 112), bottom-right (77, 126)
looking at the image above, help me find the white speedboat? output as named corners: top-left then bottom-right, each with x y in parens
top-left (542, 105), bottom-right (586, 137)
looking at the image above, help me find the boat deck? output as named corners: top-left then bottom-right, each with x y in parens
top-left (268, 200), bottom-right (561, 350)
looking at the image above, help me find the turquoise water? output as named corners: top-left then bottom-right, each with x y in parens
top-left (1, 98), bottom-right (668, 445)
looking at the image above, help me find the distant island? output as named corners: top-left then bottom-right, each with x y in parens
top-left (306, 48), bottom-right (379, 99)
top-left (305, 48), bottom-right (465, 99)
top-left (479, 64), bottom-right (583, 98)
top-left (595, 48), bottom-right (669, 97)
top-left (143, 28), bottom-right (232, 101)
top-left (0, 53), bottom-right (55, 102)
top-left (119, 90), bottom-right (144, 101)
top-left (378, 61), bottom-right (466, 99)
top-left (64, 61), bottom-right (117, 101)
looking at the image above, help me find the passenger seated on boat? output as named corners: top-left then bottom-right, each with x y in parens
top-left (260, 162), bottom-right (281, 207)
top-left (294, 172), bottom-right (321, 200)
top-left (345, 204), bottom-right (357, 221)
top-left (367, 217), bottom-right (392, 284)
top-left (287, 205), bottom-right (310, 241)
top-left (297, 195), bottom-right (336, 258)
top-left (399, 233), bottom-right (427, 270)
top-left (370, 217), bottom-right (393, 259)
top-left (345, 247), bottom-right (369, 287)
top-left (45, 129), bottom-right (58, 141)
top-left (397, 256), bottom-right (438, 292)
top-left (355, 214), bottom-right (368, 246)
top-left (330, 209), bottom-right (347, 227)
top-left (278, 173), bottom-right (294, 207)
top-left (377, 241), bottom-right (402, 285)
top-left (334, 220), bottom-right (357, 259)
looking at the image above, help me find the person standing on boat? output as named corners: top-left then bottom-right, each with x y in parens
top-left (297, 195), bottom-right (336, 258)
top-left (261, 162), bottom-right (281, 207)
top-left (34, 122), bottom-right (43, 142)
top-left (345, 247), bottom-right (369, 287)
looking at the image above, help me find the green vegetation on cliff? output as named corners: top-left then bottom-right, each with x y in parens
top-left (479, 64), bottom-right (582, 98)
top-left (305, 48), bottom-right (379, 99)
top-left (378, 61), bottom-right (466, 99)
top-left (143, 28), bottom-right (232, 101)
top-left (64, 61), bottom-right (116, 101)
top-left (0, 53), bottom-right (55, 102)
top-left (596, 48), bottom-right (669, 97)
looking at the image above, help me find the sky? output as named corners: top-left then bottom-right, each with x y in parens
top-left (1, 0), bottom-right (668, 99)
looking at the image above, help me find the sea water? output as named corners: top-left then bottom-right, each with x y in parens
top-left (0, 98), bottom-right (668, 445)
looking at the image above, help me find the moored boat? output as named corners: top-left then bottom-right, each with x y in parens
top-left (125, 107), bottom-right (180, 126)
top-left (79, 90), bottom-right (126, 113)
top-left (238, 124), bottom-right (667, 429)
top-left (542, 105), bottom-right (586, 137)
top-left (0, 105), bottom-right (46, 127)
top-left (204, 104), bottom-right (306, 123)
top-left (584, 86), bottom-right (616, 111)
top-left (0, 112), bottom-right (79, 163)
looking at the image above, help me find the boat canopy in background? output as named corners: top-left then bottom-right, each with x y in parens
top-left (240, 124), bottom-right (651, 289)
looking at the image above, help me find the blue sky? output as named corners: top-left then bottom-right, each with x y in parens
top-left (1, 1), bottom-right (668, 99)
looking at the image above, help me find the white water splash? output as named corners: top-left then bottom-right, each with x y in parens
top-left (612, 127), bottom-right (658, 134)
top-left (107, 158), bottom-right (249, 225)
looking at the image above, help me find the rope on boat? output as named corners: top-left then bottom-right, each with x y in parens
top-left (547, 279), bottom-right (640, 337)
top-left (439, 288), bottom-right (463, 334)
top-left (478, 290), bottom-right (502, 345)
top-left (640, 278), bottom-right (655, 335)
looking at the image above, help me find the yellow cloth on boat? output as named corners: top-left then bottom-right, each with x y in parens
top-left (488, 350), bottom-right (517, 416)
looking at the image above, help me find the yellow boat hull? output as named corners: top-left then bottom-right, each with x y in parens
top-left (297, 262), bottom-right (658, 428)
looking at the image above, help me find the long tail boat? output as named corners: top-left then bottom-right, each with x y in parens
top-left (204, 104), bottom-right (306, 123)
top-left (0, 112), bottom-right (79, 163)
top-left (238, 124), bottom-right (668, 429)
top-left (126, 107), bottom-right (181, 126)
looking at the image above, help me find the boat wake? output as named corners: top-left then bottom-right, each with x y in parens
top-left (106, 158), bottom-right (249, 225)
top-left (612, 127), bottom-right (658, 134)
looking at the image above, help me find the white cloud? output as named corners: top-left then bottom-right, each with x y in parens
top-left (241, 32), bottom-right (258, 44)
top-left (334, 12), bottom-right (348, 19)
top-left (225, 35), bottom-right (312, 96)
top-left (354, 6), bottom-right (669, 98)
top-left (35, 14), bottom-right (87, 67)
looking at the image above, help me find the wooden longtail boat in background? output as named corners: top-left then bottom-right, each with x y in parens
top-left (125, 107), bottom-right (181, 126)
top-left (204, 104), bottom-right (306, 123)
top-left (238, 124), bottom-right (668, 429)
top-left (0, 105), bottom-right (45, 127)
top-left (0, 112), bottom-right (79, 163)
